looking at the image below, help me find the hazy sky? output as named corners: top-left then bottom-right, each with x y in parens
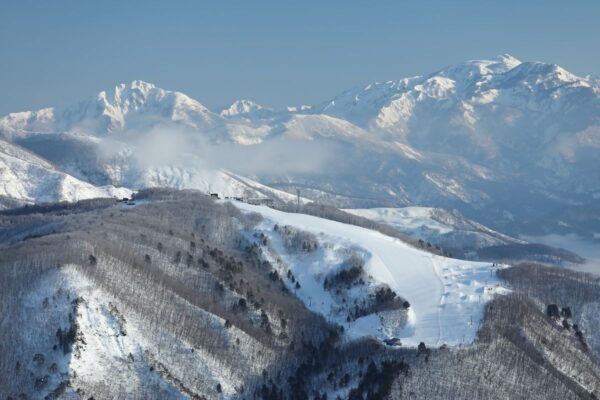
top-left (1, 0), bottom-right (599, 114)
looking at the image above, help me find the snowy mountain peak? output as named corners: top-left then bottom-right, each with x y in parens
top-left (99, 80), bottom-right (161, 105)
top-left (315, 55), bottom-right (600, 135)
top-left (501, 60), bottom-right (586, 87)
top-left (492, 53), bottom-right (519, 62)
top-left (0, 80), bottom-right (216, 136)
top-left (490, 53), bottom-right (522, 68)
top-left (220, 99), bottom-right (267, 118)
top-left (95, 79), bottom-right (212, 120)
top-left (128, 79), bottom-right (157, 92)
top-left (435, 54), bottom-right (522, 83)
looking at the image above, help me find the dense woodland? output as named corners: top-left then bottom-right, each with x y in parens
top-left (0, 189), bottom-right (599, 399)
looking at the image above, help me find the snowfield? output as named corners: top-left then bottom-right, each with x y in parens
top-left (345, 206), bottom-right (526, 250)
top-left (0, 139), bottom-right (132, 207)
top-left (233, 201), bottom-right (509, 347)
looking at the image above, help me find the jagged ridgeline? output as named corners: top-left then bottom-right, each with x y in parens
top-left (2, 55), bottom-right (600, 238)
top-left (1, 189), bottom-right (599, 399)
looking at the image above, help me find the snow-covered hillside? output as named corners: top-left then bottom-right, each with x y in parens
top-left (234, 201), bottom-right (508, 346)
top-left (2, 190), bottom-right (599, 399)
top-left (0, 139), bottom-right (131, 207)
top-left (346, 207), bottom-right (525, 250)
top-left (3, 131), bottom-right (300, 206)
top-left (344, 207), bottom-right (585, 265)
top-left (11, 266), bottom-right (186, 398)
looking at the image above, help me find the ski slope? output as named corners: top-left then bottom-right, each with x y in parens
top-left (234, 201), bottom-right (508, 347)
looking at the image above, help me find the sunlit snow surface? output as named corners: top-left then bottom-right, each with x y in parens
top-left (0, 138), bottom-right (132, 205)
top-left (234, 201), bottom-right (509, 347)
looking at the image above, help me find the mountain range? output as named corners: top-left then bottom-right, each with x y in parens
top-left (1, 54), bottom-right (599, 238)
top-left (3, 54), bottom-right (600, 398)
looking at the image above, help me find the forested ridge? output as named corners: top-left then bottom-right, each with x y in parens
top-left (1, 189), bottom-right (599, 399)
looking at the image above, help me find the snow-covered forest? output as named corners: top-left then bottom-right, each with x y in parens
top-left (1, 190), bottom-right (599, 399)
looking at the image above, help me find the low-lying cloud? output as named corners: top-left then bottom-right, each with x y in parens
top-left (97, 124), bottom-right (344, 177)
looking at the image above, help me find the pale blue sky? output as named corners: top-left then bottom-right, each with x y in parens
top-left (1, 0), bottom-right (599, 114)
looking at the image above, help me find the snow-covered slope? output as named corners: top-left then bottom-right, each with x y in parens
top-left (219, 99), bottom-right (274, 119)
top-left (345, 207), bottom-right (585, 265)
top-left (12, 266), bottom-right (184, 399)
top-left (346, 207), bottom-right (525, 250)
top-left (315, 54), bottom-right (598, 143)
top-left (0, 80), bottom-right (217, 137)
top-left (234, 201), bottom-right (508, 346)
top-left (5, 131), bottom-right (301, 205)
top-left (315, 55), bottom-right (521, 128)
top-left (0, 139), bottom-right (131, 207)
top-left (125, 166), bottom-right (302, 201)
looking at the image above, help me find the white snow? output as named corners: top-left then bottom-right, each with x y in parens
top-left (54, 265), bottom-right (246, 398)
top-left (219, 99), bottom-right (270, 118)
top-left (0, 139), bottom-right (132, 205)
top-left (233, 201), bottom-right (509, 347)
top-left (348, 207), bottom-right (455, 235)
top-left (345, 206), bottom-right (524, 250)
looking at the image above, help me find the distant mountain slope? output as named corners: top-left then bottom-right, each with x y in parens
top-left (346, 207), bottom-right (585, 265)
top-left (0, 80), bottom-right (217, 137)
top-left (7, 131), bottom-right (301, 204)
top-left (346, 207), bottom-right (524, 249)
top-left (315, 54), bottom-right (600, 158)
top-left (0, 139), bottom-right (130, 208)
top-left (1, 55), bottom-right (599, 236)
